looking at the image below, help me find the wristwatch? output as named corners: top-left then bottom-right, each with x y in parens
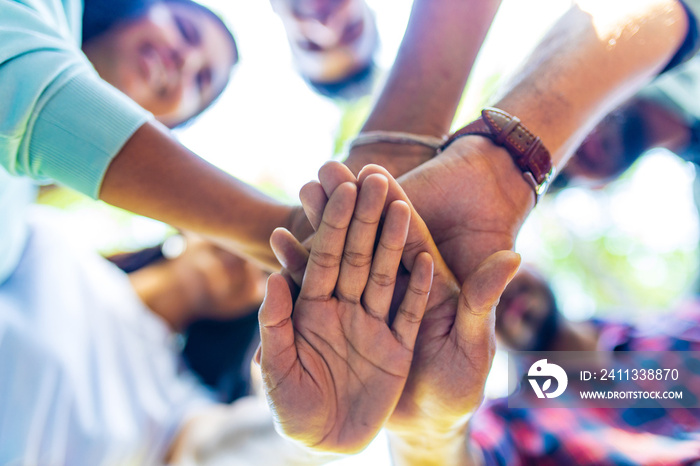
top-left (440, 107), bottom-right (555, 204)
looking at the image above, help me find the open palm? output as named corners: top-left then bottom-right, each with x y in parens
top-left (258, 175), bottom-right (433, 454)
top-left (291, 162), bottom-right (521, 435)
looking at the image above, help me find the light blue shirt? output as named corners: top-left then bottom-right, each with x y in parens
top-left (0, 0), bottom-right (152, 284)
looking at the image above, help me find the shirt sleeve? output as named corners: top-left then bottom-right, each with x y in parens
top-left (470, 401), bottom-right (525, 466)
top-left (663, 0), bottom-right (700, 72)
top-left (0, 1), bottom-right (153, 199)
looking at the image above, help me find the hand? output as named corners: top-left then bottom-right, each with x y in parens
top-left (392, 136), bottom-right (534, 284)
top-left (344, 143), bottom-right (437, 179)
top-left (169, 233), bottom-right (268, 320)
top-left (280, 162), bottom-right (520, 455)
top-left (257, 175), bottom-right (434, 454)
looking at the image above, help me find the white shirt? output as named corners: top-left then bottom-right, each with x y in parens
top-left (0, 209), bottom-right (212, 466)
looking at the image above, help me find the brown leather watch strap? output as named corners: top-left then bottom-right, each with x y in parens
top-left (440, 107), bottom-right (555, 204)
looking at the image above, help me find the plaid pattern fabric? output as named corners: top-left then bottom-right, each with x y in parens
top-left (470, 301), bottom-right (700, 465)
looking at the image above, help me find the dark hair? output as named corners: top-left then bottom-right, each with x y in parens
top-left (548, 101), bottom-right (648, 194)
top-left (82, 0), bottom-right (156, 45)
top-left (305, 62), bottom-right (377, 101)
top-left (81, 0), bottom-right (237, 127)
top-left (81, 0), bottom-right (237, 63)
top-left (617, 104), bottom-right (648, 174)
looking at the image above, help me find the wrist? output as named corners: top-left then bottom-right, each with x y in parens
top-left (345, 143), bottom-right (436, 178)
top-left (387, 422), bottom-right (480, 466)
top-left (446, 135), bottom-right (535, 221)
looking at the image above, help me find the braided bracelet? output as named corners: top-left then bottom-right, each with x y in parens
top-left (348, 131), bottom-right (447, 152)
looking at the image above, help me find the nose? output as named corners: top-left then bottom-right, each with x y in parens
top-left (171, 45), bottom-right (202, 72)
top-left (169, 45), bottom-right (206, 94)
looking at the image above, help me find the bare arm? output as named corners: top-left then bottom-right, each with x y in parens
top-left (385, 1), bottom-right (691, 464)
top-left (344, 0), bottom-right (502, 177)
top-left (388, 427), bottom-right (481, 466)
top-left (99, 122), bottom-right (307, 271)
top-left (395, 0), bottom-right (691, 283)
top-left (495, 0), bottom-right (690, 168)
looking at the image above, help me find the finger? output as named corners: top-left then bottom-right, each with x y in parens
top-left (336, 174), bottom-right (389, 303)
top-left (318, 161), bottom-right (357, 198)
top-left (270, 227), bottom-right (309, 288)
top-left (299, 181), bottom-right (327, 231)
top-left (362, 200), bottom-right (410, 322)
top-left (392, 251), bottom-right (433, 352)
top-left (258, 273), bottom-right (297, 379)
top-left (299, 181), bottom-right (357, 301)
top-left (253, 343), bottom-right (262, 366)
top-left (455, 250), bottom-right (521, 357)
top-left (358, 164), bottom-right (459, 306)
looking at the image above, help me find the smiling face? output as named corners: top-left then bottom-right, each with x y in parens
top-left (566, 109), bottom-right (644, 184)
top-left (272, 0), bottom-right (377, 83)
top-left (83, 1), bottom-right (237, 127)
top-left (551, 101), bottom-right (651, 192)
top-left (495, 265), bottom-right (561, 352)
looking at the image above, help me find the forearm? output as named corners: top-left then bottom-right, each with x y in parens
top-left (168, 403), bottom-right (341, 465)
top-left (493, 0), bottom-right (689, 170)
top-left (421, 0), bottom-right (692, 254)
top-left (100, 122), bottom-right (293, 271)
top-left (345, 0), bottom-right (502, 176)
top-left (388, 424), bottom-right (481, 466)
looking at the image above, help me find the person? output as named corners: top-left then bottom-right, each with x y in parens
top-left (169, 0), bottom-right (507, 459)
top-left (466, 264), bottom-right (700, 464)
top-left (270, 1), bottom-right (700, 463)
top-left (126, 233), bottom-right (267, 332)
top-left (79, 0), bottom-right (238, 128)
top-left (552, 54), bottom-right (700, 190)
top-left (1, 0), bottom-right (512, 461)
top-left (258, 174), bottom-right (436, 454)
top-left (270, 0), bottom-right (379, 99)
top-left (214, 0), bottom-right (700, 462)
top-left (494, 264), bottom-right (610, 354)
top-left (0, 207), bottom-right (217, 464)
top-left (122, 233), bottom-right (268, 403)
top-left (1, 0), bottom-right (309, 284)
top-left (0, 0), bottom-right (288, 462)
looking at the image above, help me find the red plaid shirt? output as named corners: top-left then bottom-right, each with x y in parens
top-left (470, 300), bottom-right (700, 465)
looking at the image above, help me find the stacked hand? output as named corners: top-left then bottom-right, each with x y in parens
top-left (266, 160), bottom-right (521, 460)
top-left (257, 174), bottom-right (434, 454)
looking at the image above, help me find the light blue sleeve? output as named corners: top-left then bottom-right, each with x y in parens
top-left (683, 0), bottom-right (700, 28)
top-left (667, 0), bottom-right (700, 70)
top-left (0, 0), bottom-right (153, 199)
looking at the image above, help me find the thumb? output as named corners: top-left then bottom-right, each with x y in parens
top-left (455, 251), bottom-right (521, 349)
top-left (258, 273), bottom-right (297, 378)
top-left (270, 227), bottom-right (309, 288)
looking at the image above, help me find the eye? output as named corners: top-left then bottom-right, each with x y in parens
top-left (341, 18), bottom-right (364, 44)
top-left (297, 39), bottom-right (323, 52)
top-left (196, 68), bottom-right (212, 93)
top-left (175, 16), bottom-right (201, 46)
